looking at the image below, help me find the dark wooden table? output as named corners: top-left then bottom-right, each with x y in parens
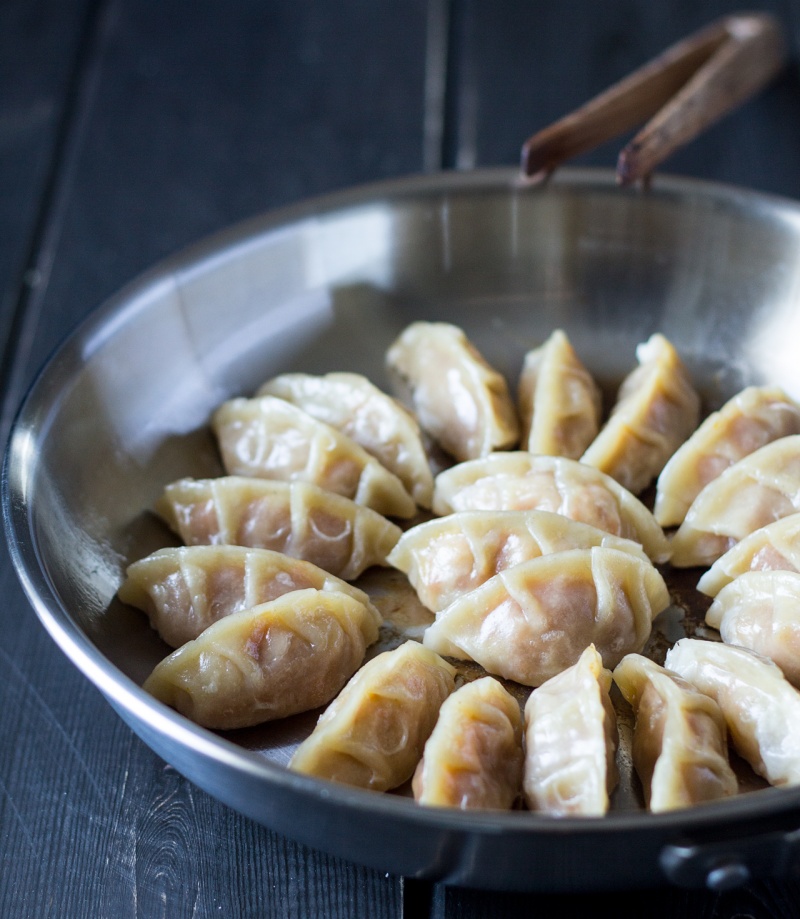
top-left (3, 1), bottom-right (800, 916)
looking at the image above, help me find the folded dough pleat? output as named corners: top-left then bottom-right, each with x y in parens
top-left (257, 371), bottom-right (434, 508)
top-left (432, 452), bottom-right (670, 563)
top-left (155, 477), bottom-right (401, 580)
top-left (119, 545), bottom-right (381, 648)
top-left (143, 588), bottom-right (380, 730)
top-left (388, 509), bottom-right (648, 613)
top-left (290, 641), bottom-right (456, 791)
top-left (423, 547), bottom-right (669, 686)
top-left (523, 645), bottom-right (618, 816)
top-left (665, 638), bottom-right (800, 787)
top-left (698, 513), bottom-right (800, 598)
top-left (670, 435), bottom-right (800, 568)
top-left (386, 321), bottom-right (519, 462)
top-left (517, 329), bottom-right (602, 459)
top-left (655, 386), bottom-right (800, 527)
top-left (581, 334), bottom-right (700, 495)
top-left (613, 654), bottom-right (737, 812)
top-left (705, 570), bottom-right (800, 686)
top-left (413, 676), bottom-right (523, 809)
top-left (212, 396), bottom-right (416, 518)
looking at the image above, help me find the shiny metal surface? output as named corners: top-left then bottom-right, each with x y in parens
top-left (6, 167), bottom-right (800, 892)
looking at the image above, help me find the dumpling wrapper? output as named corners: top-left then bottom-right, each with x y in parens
top-left (655, 386), bottom-right (800, 527)
top-left (385, 321), bottom-right (519, 462)
top-left (423, 547), bottom-right (670, 687)
top-left (523, 645), bottom-right (618, 816)
top-left (670, 435), bottom-right (800, 568)
top-left (290, 640), bottom-right (456, 791)
top-left (212, 396), bottom-right (416, 518)
top-left (665, 638), bottom-right (800, 787)
top-left (257, 372), bottom-right (434, 508)
top-left (432, 452), bottom-right (670, 563)
top-left (143, 588), bottom-right (380, 730)
top-left (517, 329), bottom-right (602, 459)
top-left (581, 334), bottom-right (700, 495)
top-left (388, 509), bottom-right (648, 613)
top-left (705, 570), bottom-right (800, 686)
top-left (118, 545), bottom-right (381, 648)
top-left (155, 477), bottom-right (401, 580)
top-left (613, 654), bottom-right (737, 812)
top-left (412, 676), bottom-right (523, 810)
top-left (698, 513), bottom-right (800, 598)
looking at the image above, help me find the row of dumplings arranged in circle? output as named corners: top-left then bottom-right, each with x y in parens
top-left (118, 319), bottom-right (800, 812)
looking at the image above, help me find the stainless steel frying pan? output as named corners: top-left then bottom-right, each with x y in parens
top-left (6, 167), bottom-right (800, 892)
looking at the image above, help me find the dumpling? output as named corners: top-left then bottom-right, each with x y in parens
top-left (422, 547), bottom-right (670, 687)
top-left (412, 676), bottom-right (523, 810)
top-left (655, 386), bottom-right (800, 527)
top-left (670, 435), bottom-right (800, 568)
top-left (257, 372), bottom-right (434, 508)
top-left (665, 638), bottom-right (800, 787)
top-left (289, 641), bottom-right (456, 791)
top-left (385, 321), bottom-right (519, 462)
top-left (212, 396), bottom-right (416, 518)
top-left (698, 514), bottom-right (800, 598)
top-left (155, 477), bottom-right (402, 580)
top-left (613, 654), bottom-right (737, 812)
top-left (517, 329), bottom-right (602, 459)
top-left (704, 570), bottom-right (800, 686)
top-left (118, 545), bottom-right (381, 648)
top-left (388, 509), bottom-right (648, 613)
top-left (143, 588), bottom-right (380, 730)
top-left (581, 334), bottom-right (700, 495)
top-left (523, 645), bottom-right (618, 816)
top-left (432, 452), bottom-right (670, 563)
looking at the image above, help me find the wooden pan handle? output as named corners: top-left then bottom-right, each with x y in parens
top-left (520, 13), bottom-right (786, 186)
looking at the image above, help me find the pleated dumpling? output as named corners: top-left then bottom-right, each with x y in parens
top-left (655, 386), bottom-right (800, 527)
top-left (705, 570), bottom-right (800, 686)
top-left (388, 510), bottom-right (648, 613)
top-left (670, 435), bottom-right (800, 568)
top-left (523, 645), bottom-right (618, 816)
top-left (118, 545), bottom-right (381, 648)
top-left (412, 676), bottom-right (523, 810)
top-left (385, 321), bottom-right (519, 462)
top-left (517, 329), bottom-right (602, 459)
top-left (256, 372), bottom-right (434, 508)
top-left (581, 334), bottom-right (700, 495)
top-left (422, 547), bottom-right (670, 687)
top-left (432, 452), bottom-right (670, 563)
top-left (212, 396), bottom-right (416, 518)
top-left (290, 641), bottom-right (456, 791)
top-left (698, 514), bottom-right (800, 598)
top-left (665, 639), bottom-right (800, 787)
top-left (613, 654), bottom-right (737, 812)
top-left (143, 588), bottom-right (380, 730)
top-left (155, 477), bottom-right (402, 580)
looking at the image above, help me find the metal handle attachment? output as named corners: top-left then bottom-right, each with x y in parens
top-left (661, 823), bottom-right (800, 890)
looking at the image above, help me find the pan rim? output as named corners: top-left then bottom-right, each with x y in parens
top-left (5, 164), bottom-right (800, 847)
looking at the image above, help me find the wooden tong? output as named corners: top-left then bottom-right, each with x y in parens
top-left (521, 13), bottom-right (786, 186)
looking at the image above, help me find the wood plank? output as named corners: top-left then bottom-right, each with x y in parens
top-left (2, 0), bottom-right (430, 423)
top-left (0, 0), bottom-right (429, 915)
top-left (0, 0), bottom-right (93, 384)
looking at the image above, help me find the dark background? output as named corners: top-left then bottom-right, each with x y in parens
top-left (3, 1), bottom-right (800, 916)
